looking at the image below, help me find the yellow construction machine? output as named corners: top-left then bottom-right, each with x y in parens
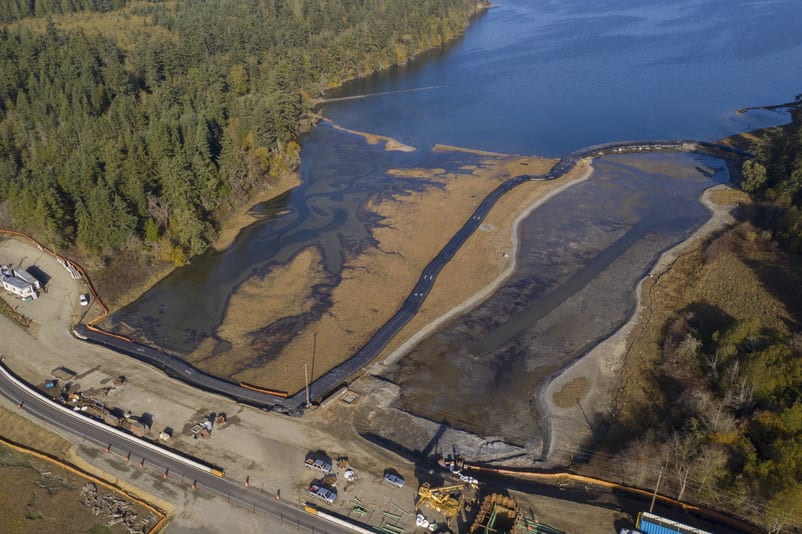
top-left (416, 480), bottom-right (479, 526)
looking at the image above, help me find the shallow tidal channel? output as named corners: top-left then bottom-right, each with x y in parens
top-left (386, 151), bottom-right (730, 446)
top-left (107, 124), bottom-right (483, 354)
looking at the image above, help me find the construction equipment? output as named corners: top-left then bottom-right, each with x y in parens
top-left (416, 481), bottom-right (478, 526)
top-left (438, 454), bottom-right (465, 474)
top-left (470, 493), bottom-right (563, 534)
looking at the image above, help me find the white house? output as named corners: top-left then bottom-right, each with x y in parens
top-left (0, 264), bottom-right (38, 300)
top-left (1, 274), bottom-right (37, 299)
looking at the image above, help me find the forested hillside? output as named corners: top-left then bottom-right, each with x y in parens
top-left (589, 106), bottom-right (802, 533)
top-left (0, 0), bottom-right (128, 23)
top-left (742, 104), bottom-right (802, 252)
top-left (0, 0), bottom-right (482, 265)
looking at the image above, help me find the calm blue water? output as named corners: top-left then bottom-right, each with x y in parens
top-left (324, 0), bottom-right (802, 156)
top-left (110, 0), bottom-right (802, 358)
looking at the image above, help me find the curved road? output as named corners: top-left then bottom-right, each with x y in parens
top-left (76, 140), bottom-right (750, 415)
top-left (0, 361), bottom-right (351, 533)
top-left (0, 138), bottom-right (750, 532)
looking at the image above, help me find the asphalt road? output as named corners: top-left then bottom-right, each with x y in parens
top-left (0, 138), bottom-right (752, 533)
top-left (0, 361), bottom-right (352, 534)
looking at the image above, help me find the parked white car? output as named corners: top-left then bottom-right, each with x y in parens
top-left (79, 294), bottom-right (89, 306)
top-left (383, 472), bottom-right (405, 488)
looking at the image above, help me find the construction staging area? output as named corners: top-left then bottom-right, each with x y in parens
top-left (470, 493), bottom-right (562, 534)
top-left (2, 232), bottom-right (750, 534)
top-left (411, 469), bottom-right (563, 534)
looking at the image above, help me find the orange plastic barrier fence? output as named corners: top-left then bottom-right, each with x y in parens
top-left (239, 382), bottom-right (290, 398)
top-left (0, 229), bottom-right (109, 324)
top-left (0, 436), bottom-right (168, 533)
top-left (464, 464), bottom-right (763, 534)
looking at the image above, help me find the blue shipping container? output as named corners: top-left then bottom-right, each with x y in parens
top-left (637, 512), bottom-right (712, 534)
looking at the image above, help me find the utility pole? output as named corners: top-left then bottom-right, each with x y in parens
top-left (305, 331), bottom-right (317, 409)
top-left (649, 467), bottom-right (664, 514)
top-left (304, 363), bottom-right (311, 409)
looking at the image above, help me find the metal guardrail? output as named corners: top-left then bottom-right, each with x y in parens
top-left (0, 360), bottom-right (222, 477)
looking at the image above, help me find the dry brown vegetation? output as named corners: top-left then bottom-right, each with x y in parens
top-left (552, 377), bottom-right (591, 409)
top-left (187, 246), bottom-right (331, 379)
top-left (578, 206), bottom-right (802, 530)
top-left (0, 407), bottom-right (165, 534)
top-left (378, 159), bottom-right (592, 362)
top-left (8, 6), bottom-right (177, 52)
top-left (324, 119), bottom-right (416, 152)
top-left (186, 150), bottom-right (563, 392)
top-left (607, 220), bottom-right (797, 435)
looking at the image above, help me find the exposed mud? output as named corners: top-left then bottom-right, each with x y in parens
top-left (186, 146), bottom-right (557, 393)
top-left (385, 152), bottom-right (731, 451)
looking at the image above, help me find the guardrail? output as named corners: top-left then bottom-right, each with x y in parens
top-left (303, 503), bottom-right (378, 534)
top-left (0, 359), bottom-right (223, 478)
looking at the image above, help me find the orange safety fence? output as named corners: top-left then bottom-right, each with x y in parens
top-left (464, 464), bottom-right (763, 534)
top-left (0, 229), bottom-right (109, 325)
top-left (239, 382), bottom-right (290, 398)
top-left (2, 229), bottom-right (298, 403)
top-left (85, 323), bottom-right (134, 343)
top-left (0, 435), bottom-right (168, 533)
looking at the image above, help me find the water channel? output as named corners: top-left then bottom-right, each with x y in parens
top-left (387, 152), bottom-right (730, 444)
top-left (108, 0), bottom-right (802, 441)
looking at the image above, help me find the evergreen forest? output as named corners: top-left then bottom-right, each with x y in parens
top-left (0, 0), bottom-right (481, 264)
top-left (595, 106), bottom-right (802, 533)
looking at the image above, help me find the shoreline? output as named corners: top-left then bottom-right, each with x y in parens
top-left (539, 183), bottom-right (739, 466)
top-left (189, 149), bottom-right (560, 391)
top-left (376, 159), bottom-right (594, 368)
top-left (91, 1), bottom-right (493, 313)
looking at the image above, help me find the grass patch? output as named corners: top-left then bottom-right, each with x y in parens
top-left (0, 296), bottom-right (31, 328)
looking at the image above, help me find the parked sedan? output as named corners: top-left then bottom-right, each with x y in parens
top-left (383, 472), bottom-right (405, 488)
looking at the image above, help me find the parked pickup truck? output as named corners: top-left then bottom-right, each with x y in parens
top-left (305, 458), bottom-right (332, 473)
top-left (308, 484), bottom-right (336, 504)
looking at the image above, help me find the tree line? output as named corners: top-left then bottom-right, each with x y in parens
top-left (0, 0), bottom-right (127, 23)
top-left (590, 105), bottom-right (802, 532)
top-left (740, 102), bottom-right (802, 252)
top-left (0, 0), bottom-right (481, 264)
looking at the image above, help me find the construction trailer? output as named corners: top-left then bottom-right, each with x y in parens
top-left (15, 268), bottom-right (40, 290)
top-left (1, 271), bottom-right (37, 299)
top-left (636, 512), bottom-right (712, 534)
